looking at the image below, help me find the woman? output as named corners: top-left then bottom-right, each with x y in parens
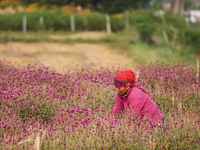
top-left (111, 70), bottom-right (164, 126)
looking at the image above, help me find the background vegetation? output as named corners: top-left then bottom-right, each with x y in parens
top-left (0, 6), bottom-right (199, 66)
top-left (0, 0), bottom-right (200, 65)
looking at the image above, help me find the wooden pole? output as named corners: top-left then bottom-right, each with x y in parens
top-left (23, 16), bottom-right (27, 33)
top-left (125, 10), bottom-right (129, 31)
top-left (197, 58), bottom-right (199, 78)
top-left (39, 17), bottom-right (43, 26)
top-left (106, 14), bottom-right (111, 35)
top-left (70, 14), bottom-right (75, 32)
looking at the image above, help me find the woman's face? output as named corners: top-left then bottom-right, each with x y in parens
top-left (116, 86), bottom-right (129, 96)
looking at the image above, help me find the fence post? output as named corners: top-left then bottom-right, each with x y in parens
top-left (70, 14), bottom-right (75, 32)
top-left (39, 17), bottom-right (44, 31)
top-left (125, 10), bottom-right (129, 31)
top-left (39, 17), bottom-right (43, 26)
top-left (106, 14), bottom-right (111, 35)
top-left (23, 16), bottom-right (27, 33)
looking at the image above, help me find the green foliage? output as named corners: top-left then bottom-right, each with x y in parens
top-left (136, 23), bottom-right (156, 43)
top-left (110, 29), bottom-right (138, 52)
top-left (0, 10), bottom-right (71, 31)
top-left (185, 0), bottom-right (200, 10)
top-left (111, 29), bottom-right (196, 66)
top-left (164, 11), bottom-right (187, 29)
top-left (41, 10), bottom-right (71, 31)
top-left (185, 28), bottom-right (200, 57)
top-left (74, 12), bottom-right (106, 31)
top-left (0, 9), bottom-right (188, 35)
top-left (101, 0), bottom-right (151, 14)
top-left (129, 9), bottom-right (158, 43)
top-left (0, 12), bottom-right (24, 30)
top-left (18, 97), bottom-right (57, 124)
top-left (129, 9), bottom-right (157, 25)
top-left (110, 15), bottom-right (125, 32)
top-left (86, 12), bottom-right (106, 30)
top-left (0, 10), bottom-right (123, 31)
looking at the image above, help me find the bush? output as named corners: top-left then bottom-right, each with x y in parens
top-left (0, 12), bottom-right (24, 30)
top-left (0, 10), bottom-right (124, 32)
top-left (86, 12), bottom-right (106, 30)
top-left (136, 23), bottom-right (156, 43)
top-left (129, 9), bottom-right (157, 25)
top-left (164, 11), bottom-right (187, 30)
top-left (110, 15), bottom-right (125, 32)
top-left (185, 28), bottom-right (200, 58)
top-left (41, 10), bottom-right (70, 31)
top-left (129, 9), bottom-right (158, 43)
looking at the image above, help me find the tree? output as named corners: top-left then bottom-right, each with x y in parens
top-left (185, 0), bottom-right (200, 10)
top-left (18, 0), bottom-right (151, 13)
top-left (73, 0), bottom-right (90, 7)
top-left (87, 0), bottom-right (102, 11)
top-left (170, 0), bottom-right (185, 17)
top-left (19, 0), bottom-right (73, 6)
top-left (100, 0), bottom-right (151, 14)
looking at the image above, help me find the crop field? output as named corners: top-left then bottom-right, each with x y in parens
top-left (0, 59), bottom-right (199, 150)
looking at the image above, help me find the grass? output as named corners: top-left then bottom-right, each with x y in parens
top-left (0, 30), bottom-right (114, 43)
top-left (130, 42), bottom-right (196, 66)
top-left (110, 29), bottom-right (196, 66)
top-left (0, 29), bottom-right (197, 66)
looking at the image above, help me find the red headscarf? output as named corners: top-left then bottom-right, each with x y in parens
top-left (114, 70), bottom-right (136, 87)
top-left (114, 70), bottom-right (149, 96)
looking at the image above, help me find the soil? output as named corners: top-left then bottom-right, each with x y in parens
top-left (49, 31), bottom-right (108, 40)
top-left (0, 32), bottom-right (137, 73)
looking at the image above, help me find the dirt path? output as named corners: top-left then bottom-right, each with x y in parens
top-left (0, 32), bottom-right (136, 72)
top-left (49, 31), bottom-right (108, 40)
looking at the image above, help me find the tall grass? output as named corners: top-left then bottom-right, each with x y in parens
top-left (130, 42), bottom-right (196, 65)
top-left (0, 59), bottom-right (199, 149)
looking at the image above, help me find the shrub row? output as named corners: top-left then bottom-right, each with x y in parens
top-left (0, 9), bottom-right (188, 32)
top-left (0, 10), bottom-right (125, 31)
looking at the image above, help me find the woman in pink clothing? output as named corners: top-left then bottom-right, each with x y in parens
top-left (111, 70), bottom-right (164, 126)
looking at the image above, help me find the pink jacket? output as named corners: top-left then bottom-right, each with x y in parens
top-left (111, 87), bottom-right (163, 125)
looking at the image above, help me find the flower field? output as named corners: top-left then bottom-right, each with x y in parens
top-left (0, 59), bottom-right (199, 150)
